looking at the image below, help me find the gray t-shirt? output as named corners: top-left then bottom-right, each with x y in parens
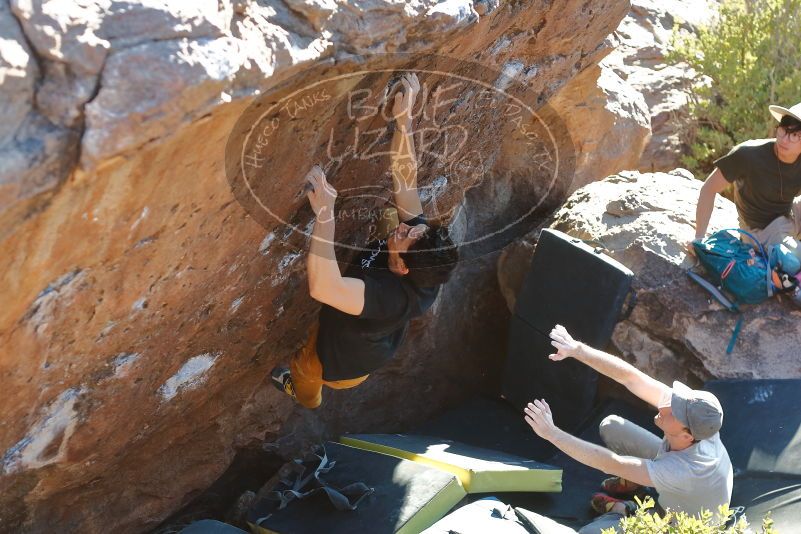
top-left (646, 433), bottom-right (733, 523)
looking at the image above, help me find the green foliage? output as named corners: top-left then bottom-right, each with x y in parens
top-left (669, 0), bottom-right (801, 175)
top-left (600, 496), bottom-right (779, 534)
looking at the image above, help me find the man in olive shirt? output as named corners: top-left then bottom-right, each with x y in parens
top-left (692, 103), bottom-right (801, 270)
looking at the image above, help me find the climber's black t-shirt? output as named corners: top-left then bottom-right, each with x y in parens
top-left (316, 215), bottom-right (440, 381)
top-left (714, 139), bottom-right (801, 230)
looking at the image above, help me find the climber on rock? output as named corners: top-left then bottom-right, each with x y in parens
top-left (269, 73), bottom-right (459, 409)
top-left (524, 325), bottom-right (732, 534)
top-left (690, 102), bottom-right (801, 301)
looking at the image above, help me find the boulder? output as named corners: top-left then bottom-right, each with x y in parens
top-left (0, 1), bottom-right (79, 214)
top-left (0, 1), bottom-right (640, 532)
top-left (0, 1), bottom-right (36, 145)
top-left (602, 0), bottom-right (719, 172)
top-left (548, 61), bottom-right (651, 194)
top-left (498, 169), bottom-right (801, 387)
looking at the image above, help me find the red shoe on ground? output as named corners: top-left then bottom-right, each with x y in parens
top-left (590, 492), bottom-right (638, 516)
top-left (600, 476), bottom-right (641, 497)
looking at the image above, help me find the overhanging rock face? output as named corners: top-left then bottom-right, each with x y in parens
top-left (0, 1), bottom-right (636, 532)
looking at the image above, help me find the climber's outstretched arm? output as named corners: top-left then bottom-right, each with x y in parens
top-left (549, 325), bottom-right (670, 408)
top-left (304, 165), bottom-right (365, 316)
top-left (390, 73), bottom-right (424, 223)
top-left (525, 399), bottom-right (654, 487)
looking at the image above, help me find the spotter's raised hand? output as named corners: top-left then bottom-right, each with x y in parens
top-left (548, 324), bottom-right (581, 361)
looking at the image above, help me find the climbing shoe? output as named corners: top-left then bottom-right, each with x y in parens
top-left (590, 492), bottom-right (638, 516)
top-left (271, 367), bottom-right (295, 398)
top-left (600, 476), bottom-right (641, 497)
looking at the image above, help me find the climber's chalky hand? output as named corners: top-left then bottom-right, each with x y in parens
top-left (305, 164), bottom-right (337, 222)
top-left (392, 73), bottom-right (420, 126)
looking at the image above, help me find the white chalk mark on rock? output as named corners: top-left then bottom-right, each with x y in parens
top-left (303, 218), bottom-right (315, 238)
top-left (494, 60), bottom-right (524, 92)
top-left (96, 320), bottom-right (117, 341)
top-left (24, 269), bottom-right (86, 337)
top-left (158, 352), bottom-right (221, 401)
top-left (426, 0), bottom-right (477, 24)
top-left (111, 352), bottom-right (140, 379)
top-left (132, 297), bottom-right (148, 311)
top-left (230, 296), bottom-right (244, 313)
top-left (259, 232), bottom-right (275, 255)
top-left (271, 251), bottom-right (302, 287)
top-left (419, 175), bottom-right (448, 203)
top-left (131, 206), bottom-right (149, 230)
top-left (278, 252), bottom-right (301, 272)
top-left (2, 388), bottom-right (84, 475)
top-left (490, 35), bottom-right (511, 55)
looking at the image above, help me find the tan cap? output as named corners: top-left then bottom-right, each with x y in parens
top-left (671, 381), bottom-right (723, 441)
top-left (769, 102), bottom-right (801, 123)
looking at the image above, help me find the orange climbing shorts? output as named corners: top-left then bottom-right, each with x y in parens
top-left (290, 322), bottom-right (369, 409)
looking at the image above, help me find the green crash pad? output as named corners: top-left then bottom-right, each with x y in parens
top-left (341, 434), bottom-right (562, 494)
top-left (246, 442), bottom-right (466, 534)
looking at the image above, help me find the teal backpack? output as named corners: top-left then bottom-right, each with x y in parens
top-left (688, 229), bottom-right (776, 354)
top-left (691, 228), bottom-right (774, 305)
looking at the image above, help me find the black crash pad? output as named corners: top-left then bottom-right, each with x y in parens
top-left (705, 379), bottom-right (801, 477)
top-left (502, 229), bottom-right (634, 432)
top-left (246, 442), bottom-right (466, 534)
top-left (415, 396), bottom-right (556, 461)
top-left (511, 229), bottom-right (633, 347)
top-left (705, 379), bottom-right (801, 530)
top-left (729, 474), bottom-right (801, 529)
top-left (503, 316), bottom-right (600, 432)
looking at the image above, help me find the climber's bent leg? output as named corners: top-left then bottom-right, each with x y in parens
top-left (289, 323), bottom-right (325, 409)
top-left (741, 214), bottom-right (801, 263)
top-left (289, 323), bottom-right (370, 408)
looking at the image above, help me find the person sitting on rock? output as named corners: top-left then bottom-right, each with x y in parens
top-left (269, 73), bottom-right (459, 409)
top-left (691, 102), bottom-right (801, 289)
top-left (524, 325), bottom-right (732, 534)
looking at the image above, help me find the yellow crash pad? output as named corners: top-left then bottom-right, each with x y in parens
top-left (341, 434), bottom-right (562, 494)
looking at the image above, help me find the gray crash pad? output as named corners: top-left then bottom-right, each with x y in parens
top-left (246, 442), bottom-right (466, 534)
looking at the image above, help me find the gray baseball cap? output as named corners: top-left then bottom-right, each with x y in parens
top-left (671, 381), bottom-right (724, 441)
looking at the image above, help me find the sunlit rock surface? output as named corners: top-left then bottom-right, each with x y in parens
top-left (0, 0), bottom-right (643, 531)
top-left (603, 0), bottom-right (720, 173)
